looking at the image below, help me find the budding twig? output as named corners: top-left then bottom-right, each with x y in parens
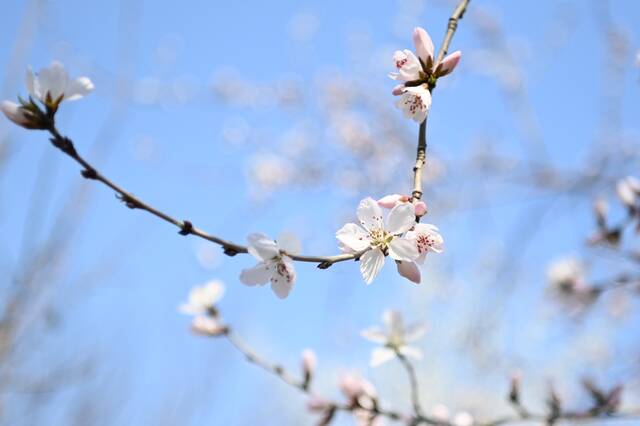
top-left (412, 0), bottom-right (470, 203)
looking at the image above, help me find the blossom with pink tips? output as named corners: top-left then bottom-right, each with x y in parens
top-left (390, 27), bottom-right (462, 122)
top-left (377, 194), bottom-right (427, 216)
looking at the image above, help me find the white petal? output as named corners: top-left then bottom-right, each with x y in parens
top-left (25, 68), bottom-right (38, 99)
top-left (39, 61), bottom-right (68, 100)
top-left (178, 303), bottom-right (204, 315)
top-left (398, 345), bottom-right (422, 361)
top-left (1, 101), bottom-right (30, 127)
top-left (64, 76), bottom-right (94, 100)
top-left (396, 261), bottom-right (421, 284)
top-left (360, 327), bottom-right (388, 344)
top-left (336, 223), bottom-right (370, 252)
top-left (389, 237), bottom-right (419, 262)
top-left (277, 231), bottom-right (301, 255)
top-left (357, 197), bottom-right (383, 232)
top-left (359, 248), bottom-right (385, 285)
top-left (247, 233), bottom-right (279, 261)
top-left (370, 347), bottom-right (396, 367)
top-left (383, 310), bottom-right (404, 337)
top-left (270, 257), bottom-right (296, 299)
top-left (239, 262), bottom-right (272, 286)
top-left (386, 202), bottom-right (415, 234)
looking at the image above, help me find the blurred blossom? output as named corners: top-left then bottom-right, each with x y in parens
top-left (248, 154), bottom-right (293, 195)
top-left (452, 411), bottom-right (474, 426)
top-left (288, 12), bottom-right (320, 43)
top-left (339, 373), bottom-right (377, 403)
top-left (221, 117), bottom-right (250, 146)
top-left (191, 315), bottom-right (227, 336)
top-left (239, 232), bottom-right (301, 299)
top-left (616, 176), bottom-right (640, 209)
top-left (429, 405), bottom-right (473, 426)
top-left (546, 257), bottom-right (586, 294)
top-left (179, 280), bottom-right (225, 315)
top-left (361, 310), bottom-right (426, 367)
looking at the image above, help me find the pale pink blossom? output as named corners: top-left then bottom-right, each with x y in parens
top-left (389, 50), bottom-right (423, 82)
top-left (546, 257), bottom-right (586, 293)
top-left (336, 197), bottom-right (419, 284)
top-left (396, 223), bottom-right (444, 284)
top-left (239, 232), bottom-right (300, 299)
top-left (301, 348), bottom-right (317, 378)
top-left (395, 85), bottom-right (432, 123)
top-left (377, 194), bottom-right (427, 217)
top-left (339, 373), bottom-right (377, 404)
top-left (306, 396), bottom-right (332, 412)
top-left (361, 310), bottom-right (426, 367)
top-left (616, 176), bottom-right (640, 208)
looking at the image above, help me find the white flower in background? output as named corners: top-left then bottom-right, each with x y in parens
top-left (179, 280), bottom-right (225, 315)
top-left (179, 280), bottom-right (227, 336)
top-left (339, 373), bottom-right (377, 404)
top-left (616, 176), bottom-right (640, 209)
top-left (336, 197), bottom-right (419, 284)
top-left (546, 257), bottom-right (586, 293)
top-left (26, 61), bottom-right (94, 106)
top-left (239, 232), bottom-right (300, 299)
top-left (390, 27), bottom-right (462, 122)
top-left (361, 310), bottom-right (426, 367)
top-left (397, 223), bottom-right (444, 284)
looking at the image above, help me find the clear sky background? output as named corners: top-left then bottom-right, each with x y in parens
top-left (1, 1), bottom-right (640, 425)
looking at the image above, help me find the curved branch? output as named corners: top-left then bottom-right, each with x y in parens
top-left (45, 126), bottom-right (363, 269)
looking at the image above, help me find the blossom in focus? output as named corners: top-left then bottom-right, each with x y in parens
top-left (336, 197), bottom-right (419, 284)
top-left (397, 223), bottom-right (444, 284)
top-left (239, 232), bottom-right (300, 299)
top-left (361, 310), bottom-right (426, 367)
top-left (179, 280), bottom-right (225, 315)
top-left (26, 61), bottom-right (94, 108)
top-left (546, 257), bottom-right (586, 294)
top-left (390, 27), bottom-right (462, 122)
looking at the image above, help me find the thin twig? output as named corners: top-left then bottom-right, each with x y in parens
top-left (397, 352), bottom-right (423, 418)
top-left (45, 125), bottom-right (365, 269)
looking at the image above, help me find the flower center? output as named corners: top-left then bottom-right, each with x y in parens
top-left (395, 57), bottom-right (408, 69)
top-left (403, 93), bottom-right (425, 114)
top-left (369, 228), bottom-right (393, 251)
top-left (416, 234), bottom-right (436, 253)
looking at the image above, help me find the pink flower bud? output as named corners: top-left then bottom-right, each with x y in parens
top-left (301, 348), bottom-right (317, 381)
top-left (377, 194), bottom-right (409, 208)
top-left (412, 27), bottom-right (434, 64)
top-left (436, 51), bottom-right (462, 77)
top-left (391, 84), bottom-right (405, 96)
top-left (306, 396), bottom-right (331, 412)
top-left (396, 261), bottom-right (421, 284)
top-left (414, 201), bottom-right (427, 216)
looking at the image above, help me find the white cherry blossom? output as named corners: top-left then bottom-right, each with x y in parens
top-left (179, 280), bottom-right (225, 315)
top-left (389, 49), bottom-right (422, 82)
top-left (361, 310), bottom-right (426, 367)
top-left (26, 61), bottom-right (94, 105)
top-left (239, 232), bottom-right (300, 299)
top-left (546, 257), bottom-right (586, 293)
top-left (336, 197), bottom-right (419, 284)
top-left (395, 85), bottom-right (432, 123)
top-left (396, 223), bottom-right (444, 284)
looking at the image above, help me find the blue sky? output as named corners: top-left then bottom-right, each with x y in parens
top-left (1, 1), bottom-right (640, 425)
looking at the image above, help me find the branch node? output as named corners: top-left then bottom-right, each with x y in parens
top-left (179, 220), bottom-right (193, 236)
top-left (223, 247), bottom-right (239, 257)
top-left (116, 193), bottom-right (139, 209)
top-left (317, 261), bottom-right (332, 270)
top-left (81, 168), bottom-right (98, 180)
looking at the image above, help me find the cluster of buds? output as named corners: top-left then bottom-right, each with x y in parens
top-left (1, 61), bottom-right (93, 130)
top-left (590, 176), bottom-right (640, 246)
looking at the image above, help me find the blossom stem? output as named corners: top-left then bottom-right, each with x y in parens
top-left (44, 125), bottom-right (366, 269)
top-left (397, 352), bottom-right (424, 418)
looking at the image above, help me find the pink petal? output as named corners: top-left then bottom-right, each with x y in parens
top-left (396, 261), bottom-right (421, 284)
top-left (391, 84), bottom-right (405, 96)
top-left (436, 51), bottom-right (461, 77)
top-left (414, 201), bottom-right (427, 216)
top-left (413, 27), bottom-right (434, 64)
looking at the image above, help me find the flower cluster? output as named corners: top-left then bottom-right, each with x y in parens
top-left (337, 196), bottom-right (443, 285)
top-left (390, 27), bottom-right (461, 122)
